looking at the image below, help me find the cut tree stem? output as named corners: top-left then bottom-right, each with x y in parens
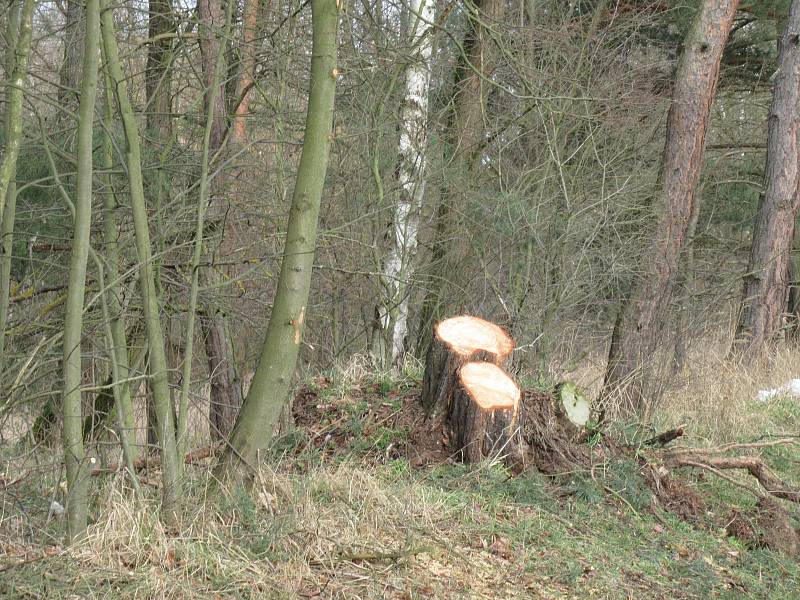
top-left (422, 315), bottom-right (514, 420)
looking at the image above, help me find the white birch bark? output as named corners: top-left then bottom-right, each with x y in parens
top-left (376, 0), bottom-right (435, 369)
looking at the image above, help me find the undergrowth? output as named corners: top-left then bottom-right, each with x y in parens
top-left (2, 355), bottom-right (800, 599)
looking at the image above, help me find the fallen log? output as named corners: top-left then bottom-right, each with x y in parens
top-left (445, 362), bottom-right (522, 462)
top-left (422, 315), bottom-right (514, 420)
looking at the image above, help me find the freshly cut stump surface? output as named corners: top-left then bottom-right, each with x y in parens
top-left (422, 315), bottom-right (514, 419)
top-left (451, 362), bottom-right (521, 463)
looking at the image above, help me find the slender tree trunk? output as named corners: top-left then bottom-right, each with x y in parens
top-left (59, 0), bottom-right (85, 110)
top-left (145, 0), bottom-right (173, 136)
top-left (214, 0), bottom-right (338, 483)
top-left (178, 0), bottom-right (235, 452)
top-left (733, 0), bottom-right (800, 356)
top-left (204, 312), bottom-right (243, 440)
top-left (144, 0), bottom-right (176, 447)
top-left (100, 67), bottom-right (137, 462)
top-left (416, 0), bottom-right (506, 355)
top-left (601, 0), bottom-right (739, 414)
top-left (0, 0), bottom-right (32, 225)
top-left (0, 181), bottom-right (17, 365)
top-left (0, 0), bottom-right (24, 368)
top-left (230, 0), bottom-right (261, 144)
top-left (62, 0), bottom-right (100, 542)
top-left (198, 0), bottom-right (243, 440)
top-left (198, 0), bottom-right (227, 153)
top-left (100, 0), bottom-right (181, 523)
top-left (373, 0), bottom-right (435, 370)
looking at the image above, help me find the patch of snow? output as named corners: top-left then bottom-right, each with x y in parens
top-left (757, 379), bottom-right (800, 402)
top-left (48, 500), bottom-right (64, 517)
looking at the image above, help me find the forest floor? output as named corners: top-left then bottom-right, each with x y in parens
top-left (2, 362), bottom-right (800, 599)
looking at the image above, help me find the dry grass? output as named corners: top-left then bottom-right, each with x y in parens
top-left (2, 337), bottom-right (800, 598)
top-left (558, 333), bottom-right (800, 445)
top-left (660, 339), bottom-right (800, 445)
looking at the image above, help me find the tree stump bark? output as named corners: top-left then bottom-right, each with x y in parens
top-left (522, 383), bottom-right (592, 474)
top-left (422, 315), bottom-right (514, 420)
top-left (450, 362), bottom-right (522, 462)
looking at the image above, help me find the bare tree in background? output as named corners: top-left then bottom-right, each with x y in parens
top-left (198, 0), bottom-right (244, 441)
top-left (416, 0), bottom-right (507, 354)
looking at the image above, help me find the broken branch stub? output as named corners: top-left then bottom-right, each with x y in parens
top-left (422, 315), bottom-right (514, 420)
top-left (450, 362), bottom-right (521, 463)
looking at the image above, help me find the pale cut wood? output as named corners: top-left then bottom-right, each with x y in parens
top-left (450, 362), bottom-right (521, 463)
top-left (422, 315), bottom-right (514, 420)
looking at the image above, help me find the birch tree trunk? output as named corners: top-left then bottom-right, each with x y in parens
top-left (100, 0), bottom-right (182, 522)
top-left (214, 0), bottom-right (338, 483)
top-left (733, 0), bottom-right (800, 356)
top-left (373, 0), bottom-right (435, 370)
top-left (601, 0), bottom-right (739, 414)
top-left (62, 0), bottom-right (100, 542)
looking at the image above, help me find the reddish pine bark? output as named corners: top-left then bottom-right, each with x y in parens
top-left (602, 0), bottom-right (740, 413)
top-left (733, 0), bottom-right (800, 355)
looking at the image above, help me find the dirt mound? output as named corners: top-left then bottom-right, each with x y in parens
top-left (644, 467), bottom-right (706, 522)
top-left (726, 498), bottom-right (800, 557)
top-left (290, 379), bottom-right (453, 466)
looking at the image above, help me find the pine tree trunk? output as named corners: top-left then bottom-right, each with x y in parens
top-left (733, 0), bottom-right (800, 356)
top-left (421, 315), bottom-right (514, 421)
top-left (100, 0), bottom-right (182, 523)
top-left (62, 0), bottom-right (100, 542)
top-left (230, 0), bottom-right (260, 144)
top-left (601, 0), bottom-right (739, 414)
top-left (448, 362), bottom-right (521, 463)
top-left (214, 0), bottom-right (339, 483)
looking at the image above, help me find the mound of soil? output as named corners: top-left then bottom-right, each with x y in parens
top-left (726, 498), bottom-right (800, 557)
top-left (644, 467), bottom-right (706, 522)
top-left (290, 379), bottom-right (453, 466)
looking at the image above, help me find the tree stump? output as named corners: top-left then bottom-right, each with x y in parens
top-left (449, 362), bottom-right (522, 463)
top-left (422, 315), bottom-right (514, 420)
top-left (522, 382), bottom-right (592, 474)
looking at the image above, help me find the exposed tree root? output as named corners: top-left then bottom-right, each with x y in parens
top-left (662, 439), bottom-right (800, 503)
